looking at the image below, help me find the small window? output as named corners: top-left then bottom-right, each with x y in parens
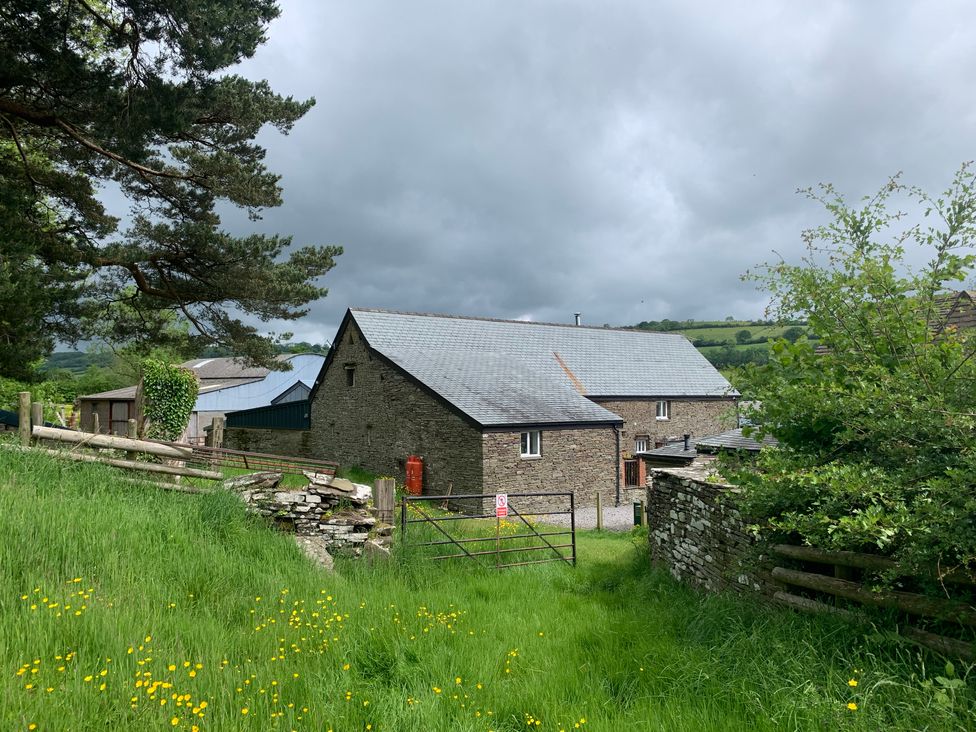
top-left (656, 400), bottom-right (670, 420)
top-left (634, 435), bottom-right (649, 453)
top-left (520, 430), bottom-right (541, 457)
top-left (344, 365), bottom-right (356, 387)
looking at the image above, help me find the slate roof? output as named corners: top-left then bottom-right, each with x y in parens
top-left (638, 428), bottom-right (777, 462)
top-left (348, 308), bottom-right (737, 427)
top-left (183, 357), bottom-right (272, 382)
top-left (79, 380), bottom-right (258, 401)
top-left (79, 355), bottom-right (309, 402)
top-left (934, 290), bottom-right (976, 334)
top-left (642, 440), bottom-right (699, 460)
top-left (695, 428), bottom-right (778, 453)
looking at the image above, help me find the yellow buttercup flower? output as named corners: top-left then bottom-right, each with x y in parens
top-left (848, 702), bottom-right (858, 711)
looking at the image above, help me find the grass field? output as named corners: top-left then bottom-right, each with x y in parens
top-left (665, 324), bottom-right (805, 343)
top-left (1, 449), bottom-right (974, 731)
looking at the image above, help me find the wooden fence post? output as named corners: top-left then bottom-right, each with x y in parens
top-left (126, 419), bottom-right (138, 461)
top-left (18, 392), bottom-right (30, 447)
top-left (596, 492), bottom-right (603, 531)
top-left (31, 402), bottom-right (43, 430)
top-left (374, 478), bottom-right (395, 524)
top-left (91, 412), bottom-right (100, 435)
top-left (211, 416), bottom-right (225, 449)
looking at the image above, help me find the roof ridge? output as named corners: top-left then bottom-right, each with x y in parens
top-left (349, 306), bottom-right (682, 336)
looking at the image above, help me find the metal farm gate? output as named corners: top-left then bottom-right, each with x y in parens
top-left (400, 492), bottom-right (576, 569)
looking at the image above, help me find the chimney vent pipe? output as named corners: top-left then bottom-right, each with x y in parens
top-left (574, 312), bottom-right (581, 326)
top-left (683, 434), bottom-right (691, 451)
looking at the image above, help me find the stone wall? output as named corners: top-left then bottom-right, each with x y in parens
top-left (223, 427), bottom-right (320, 459)
top-left (482, 425), bottom-right (617, 511)
top-left (647, 466), bottom-right (767, 594)
top-left (224, 472), bottom-right (381, 556)
top-left (311, 320), bottom-right (484, 497)
top-left (597, 397), bottom-right (737, 451)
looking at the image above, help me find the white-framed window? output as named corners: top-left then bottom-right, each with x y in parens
top-left (520, 430), bottom-right (541, 457)
top-left (656, 400), bottom-right (670, 420)
top-left (634, 435), bottom-right (649, 453)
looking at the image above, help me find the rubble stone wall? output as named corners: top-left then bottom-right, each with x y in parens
top-left (482, 426), bottom-right (616, 512)
top-left (222, 427), bottom-right (316, 460)
top-left (598, 398), bottom-right (737, 451)
top-left (310, 320), bottom-right (484, 498)
top-left (224, 473), bottom-right (379, 556)
top-left (647, 467), bottom-right (769, 594)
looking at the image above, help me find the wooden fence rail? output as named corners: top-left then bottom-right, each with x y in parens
top-left (770, 544), bottom-right (976, 661)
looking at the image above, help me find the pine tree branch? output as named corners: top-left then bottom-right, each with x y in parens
top-left (0, 97), bottom-right (204, 184)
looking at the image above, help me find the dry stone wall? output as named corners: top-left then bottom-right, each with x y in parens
top-left (223, 472), bottom-right (387, 556)
top-left (647, 466), bottom-right (769, 594)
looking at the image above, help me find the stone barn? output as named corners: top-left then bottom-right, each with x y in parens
top-left (271, 308), bottom-right (738, 507)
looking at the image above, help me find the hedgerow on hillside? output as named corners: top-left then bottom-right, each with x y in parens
top-left (732, 165), bottom-right (976, 581)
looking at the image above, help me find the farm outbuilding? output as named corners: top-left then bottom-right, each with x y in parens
top-left (77, 354), bottom-right (324, 442)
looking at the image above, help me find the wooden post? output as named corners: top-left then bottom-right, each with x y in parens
top-left (31, 402), bottom-right (43, 431)
top-left (91, 411), bottom-right (100, 435)
top-left (596, 492), bottom-right (603, 531)
top-left (126, 419), bottom-right (138, 461)
top-left (638, 500), bottom-right (645, 527)
top-left (211, 416), bottom-right (225, 449)
top-left (18, 392), bottom-right (30, 447)
top-left (373, 478), bottom-right (395, 524)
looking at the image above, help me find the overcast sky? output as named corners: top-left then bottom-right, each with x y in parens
top-left (222, 0), bottom-right (976, 345)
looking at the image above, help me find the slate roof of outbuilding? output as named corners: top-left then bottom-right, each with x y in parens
top-left (695, 428), bottom-right (778, 453)
top-left (348, 308), bottom-right (737, 427)
top-left (934, 290), bottom-right (976, 334)
top-left (79, 355), bottom-right (299, 401)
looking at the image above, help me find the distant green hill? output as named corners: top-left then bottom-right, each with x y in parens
top-left (629, 319), bottom-right (816, 368)
top-left (40, 351), bottom-right (114, 375)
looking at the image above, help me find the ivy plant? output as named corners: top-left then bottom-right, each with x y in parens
top-left (141, 360), bottom-right (199, 442)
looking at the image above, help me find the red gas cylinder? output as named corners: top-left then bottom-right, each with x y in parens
top-left (405, 455), bottom-right (423, 495)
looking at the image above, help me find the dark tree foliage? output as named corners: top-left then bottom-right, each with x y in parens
top-left (0, 0), bottom-right (341, 377)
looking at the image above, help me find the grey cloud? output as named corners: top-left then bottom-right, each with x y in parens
top-left (217, 0), bottom-right (976, 343)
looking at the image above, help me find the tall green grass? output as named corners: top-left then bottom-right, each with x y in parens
top-left (0, 448), bottom-right (974, 731)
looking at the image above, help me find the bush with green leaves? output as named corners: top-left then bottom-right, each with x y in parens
top-left (140, 360), bottom-right (199, 441)
top-left (730, 164), bottom-right (976, 581)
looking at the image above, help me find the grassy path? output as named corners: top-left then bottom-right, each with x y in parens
top-left (0, 449), bottom-right (973, 730)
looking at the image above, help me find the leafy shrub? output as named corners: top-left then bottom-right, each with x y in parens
top-left (731, 165), bottom-right (976, 581)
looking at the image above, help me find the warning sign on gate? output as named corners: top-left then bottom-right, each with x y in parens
top-left (495, 493), bottom-right (508, 518)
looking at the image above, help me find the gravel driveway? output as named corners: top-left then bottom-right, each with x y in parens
top-left (543, 494), bottom-right (644, 532)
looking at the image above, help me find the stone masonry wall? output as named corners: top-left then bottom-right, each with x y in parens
top-left (218, 320), bottom-right (484, 497)
top-left (647, 466), bottom-right (768, 594)
top-left (223, 427), bottom-right (319, 459)
top-left (482, 426), bottom-right (616, 511)
top-left (597, 398), bottom-right (737, 451)
top-left (311, 320), bottom-right (484, 497)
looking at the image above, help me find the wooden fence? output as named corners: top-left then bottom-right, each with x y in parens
top-left (770, 544), bottom-right (976, 661)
